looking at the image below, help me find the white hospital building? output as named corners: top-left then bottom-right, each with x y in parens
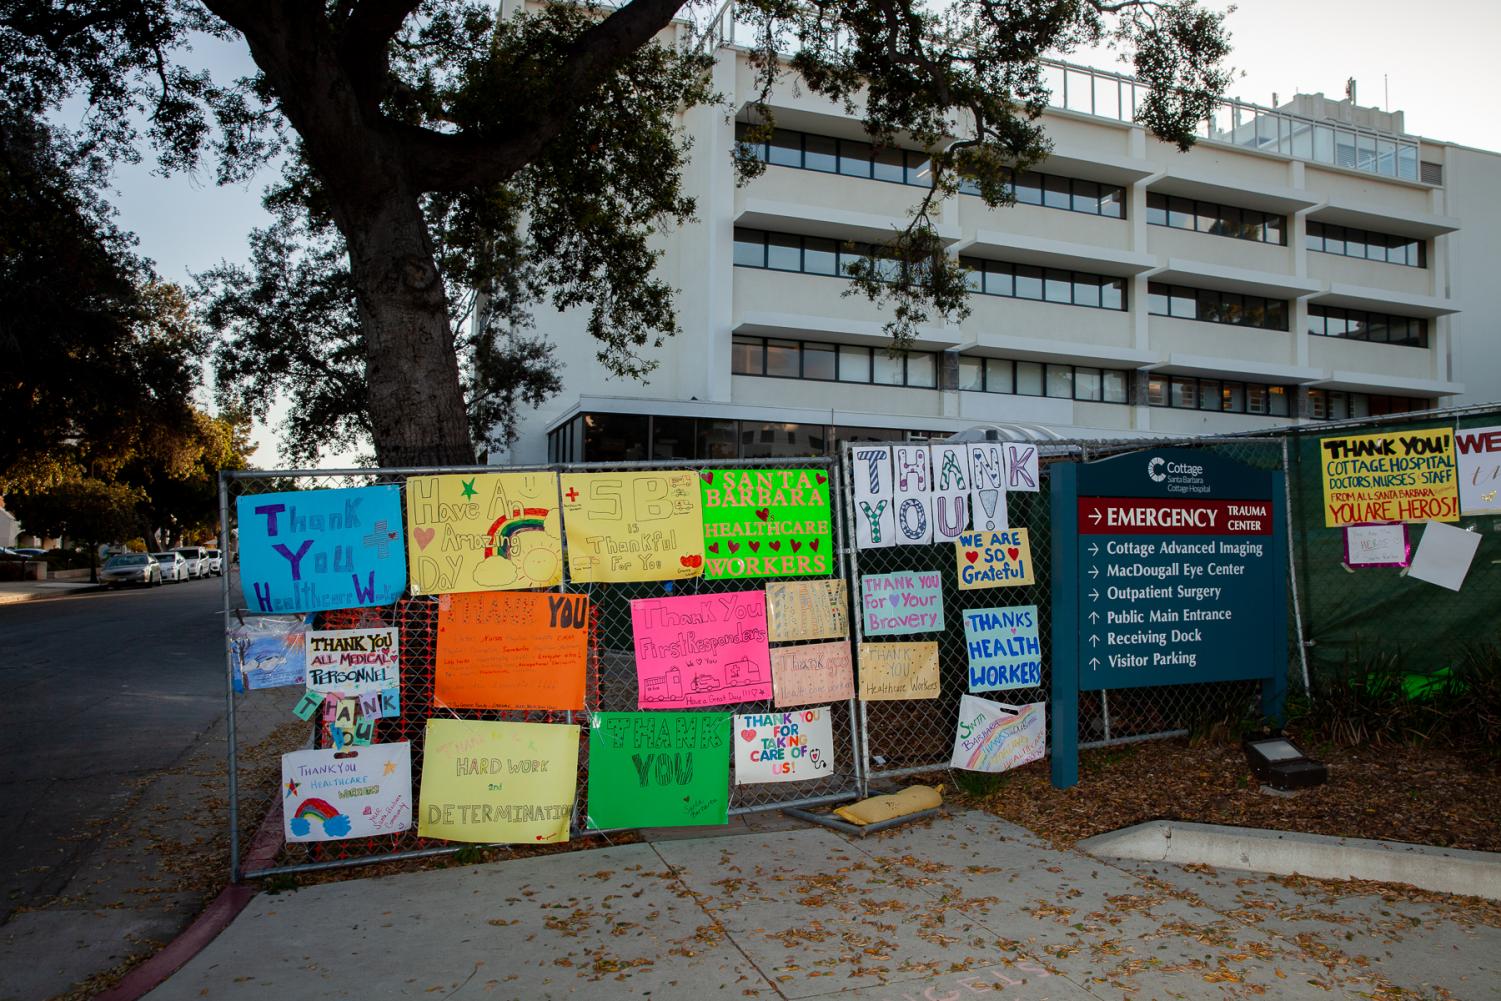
top-left (502, 18), bottom-right (1501, 464)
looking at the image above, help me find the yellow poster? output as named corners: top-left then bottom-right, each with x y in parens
top-left (955, 529), bottom-right (1036, 590)
top-left (417, 719), bottom-right (579, 844)
top-left (1320, 428), bottom-right (1459, 527)
top-left (405, 473), bottom-right (562, 594)
top-left (560, 471), bottom-right (705, 582)
top-left (766, 579), bottom-right (849, 642)
top-left (858, 641), bottom-right (940, 701)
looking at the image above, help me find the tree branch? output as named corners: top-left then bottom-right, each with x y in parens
top-left (339, 0), bottom-right (423, 110)
top-left (407, 0), bottom-right (690, 191)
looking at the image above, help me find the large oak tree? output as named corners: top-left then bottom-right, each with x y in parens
top-left (3, 0), bottom-right (1230, 466)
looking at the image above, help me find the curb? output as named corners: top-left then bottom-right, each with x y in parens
top-left (0, 585), bottom-right (106, 605)
top-left (1079, 821), bottom-right (1501, 901)
top-left (94, 800), bottom-right (284, 1001)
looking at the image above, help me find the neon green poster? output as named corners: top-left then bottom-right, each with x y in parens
top-left (699, 468), bottom-right (835, 579)
top-left (585, 713), bottom-right (729, 829)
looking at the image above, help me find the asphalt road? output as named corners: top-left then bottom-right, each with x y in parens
top-left (0, 576), bottom-right (229, 923)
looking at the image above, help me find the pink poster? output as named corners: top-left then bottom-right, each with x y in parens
top-left (631, 591), bottom-right (772, 709)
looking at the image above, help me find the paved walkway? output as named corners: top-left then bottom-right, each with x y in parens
top-left (0, 579), bottom-right (101, 604)
top-left (144, 809), bottom-right (1500, 1000)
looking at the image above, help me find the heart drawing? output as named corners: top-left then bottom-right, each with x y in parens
top-left (1006, 547), bottom-right (1020, 561)
top-left (700, 471), bottom-right (714, 484)
top-left (965, 550), bottom-right (980, 564)
top-left (769, 541), bottom-right (780, 551)
top-left (708, 543), bottom-right (720, 554)
top-left (680, 554), bottom-right (703, 569)
top-left (755, 508), bottom-right (770, 522)
top-left (413, 526), bottom-right (436, 550)
top-left (740, 728), bottom-right (758, 742)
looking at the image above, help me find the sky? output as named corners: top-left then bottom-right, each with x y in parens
top-left (91, 0), bottom-right (1501, 470)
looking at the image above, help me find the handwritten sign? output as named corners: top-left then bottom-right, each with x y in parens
top-left (1320, 428), bottom-right (1459, 527)
top-left (229, 616), bottom-right (307, 692)
top-left (699, 468), bottom-right (834, 578)
top-left (585, 713), bottom-right (729, 829)
top-left (435, 592), bottom-right (588, 711)
top-left (733, 708), bottom-right (836, 784)
top-left (418, 719), bottom-right (578, 844)
top-left (306, 626), bottom-right (399, 696)
top-left (766, 579), bottom-right (848, 642)
top-left (631, 591), bottom-right (771, 708)
top-left (950, 696), bottom-right (1045, 773)
top-left (1344, 524), bottom-right (1411, 568)
top-left (1003, 442), bottom-right (1040, 493)
top-left (770, 640), bottom-right (855, 708)
top-left (1456, 425), bottom-right (1501, 516)
top-left (850, 445), bottom-right (896, 549)
top-left (956, 529), bottom-right (1035, 590)
top-left (892, 444), bottom-right (934, 545)
top-left (967, 443), bottom-right (1009, 531)
top-left (930, 443), bottom-right (972, 541)
top-left (861, 571), bottom-right (944, 636)
top-left (237, 485), bottom-right (406, 613)
top-left (560, 471), bottom-right (704, 582)
top-left (282, 742), bottom-right (411, 842)
top-left (857, 641), bottom-right (940, 701)
top-left (405, 472), bottom-right (561, 594)
top-left (963, 605), bottom-right (1041, 691)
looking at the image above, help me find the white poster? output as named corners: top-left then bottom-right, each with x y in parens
top-left (967, 443), bottom-right (1009, 532)
top-left (733, 707), bottom-right (836, 784)
top-left (1003, 442), bottom-right (1041, 493)
top-left (281, 741), bottom-right (413, 842)
top-left (1456, 425), bottom-right (1501, 516)
top-left (892, 444), bottom-right (934, 545)
top-left (949, 696), bottom-right (1045, 773)
top-left (930, 443), bottom-right (972, 541)
top-left (1344, 524), bottom-right (1410, 568)
top-left (305, 626), bottom-right (401, 696)
top-left (1407, 521), bottom-right (1482, 592)
top-left (851, 445), bottom-right (896, 549)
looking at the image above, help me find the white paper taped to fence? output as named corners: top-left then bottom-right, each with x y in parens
top-left (930, 443), bottom-right (971, 541)
top-left (1003, 442), bottom-right (1040, 493)
top-left (281, 741), bottom-right (412, 842)
top-left (733, 707), bottom-right (836, 784)
top-left (892, 444), bottom-right (934, 546)
top-left (1407, 521), bottom-right (1482, 592)
top-left (949, 696), bottom-right (1045, 773)
top-left (851, 445), bottom-right (896, 549)
top-left (967, 443), bottom-right (1009, 531)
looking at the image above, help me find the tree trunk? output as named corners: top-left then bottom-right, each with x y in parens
top-left (339, 189), bottom-right (475, 468)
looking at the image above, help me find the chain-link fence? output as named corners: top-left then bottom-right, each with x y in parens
top-left (222, 458), bottom-right (863, 880)
top-left (1283, 405), bottom-right (1501, 686)
top-left (224, 404), bottom-right (1501, 876)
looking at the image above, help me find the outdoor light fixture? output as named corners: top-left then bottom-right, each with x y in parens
top-left (1242, 736), bottom-right (1327, 791)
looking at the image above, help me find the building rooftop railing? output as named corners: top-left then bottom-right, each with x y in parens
top-left (696, 0), bottom-right (1425, 183)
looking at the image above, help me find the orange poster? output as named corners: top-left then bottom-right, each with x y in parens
top-left (435, 592), bottom-right (589, 711)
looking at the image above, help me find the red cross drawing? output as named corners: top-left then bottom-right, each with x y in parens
top-left (565, 487), bottom-right (579, 502)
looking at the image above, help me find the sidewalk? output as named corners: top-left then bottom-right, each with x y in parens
top-left (0, 579), bottom-right (102, 604)
top-left (142, 809), bottom-right (1500, 1000)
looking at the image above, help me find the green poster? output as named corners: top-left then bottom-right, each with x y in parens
top-left (586, 712), bottom-right (729, 829)
top-left (699, 468), bottom-right (835, 579)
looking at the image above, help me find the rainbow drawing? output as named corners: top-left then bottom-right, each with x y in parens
top-left (485, 506), bottom-right (552, 560)
top-left (289, 797), bottom-right (353, 839)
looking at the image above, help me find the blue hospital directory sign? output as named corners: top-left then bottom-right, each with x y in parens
top-left (1049, 449), bottom-right (1288, 788)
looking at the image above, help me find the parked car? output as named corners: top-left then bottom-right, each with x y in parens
top-left (174, 546), bottom-right (209, 578)
top-left (11, 547), bottom-right (46, 558)
top-left (204, 548), bottom-right (223, 575)
top-left (102, 553), bottom-right (161, 588)
top-left (153, 552), bottom-right (189, 582)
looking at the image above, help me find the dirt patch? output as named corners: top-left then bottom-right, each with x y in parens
top-left (963, 735), bottom-right (1501, 852)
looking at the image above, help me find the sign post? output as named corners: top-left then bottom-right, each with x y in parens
top-left (1050, 449), bottom-right (1287, 789)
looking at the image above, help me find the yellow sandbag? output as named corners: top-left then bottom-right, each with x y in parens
top-left (833, 785), bottom-right (943, 826)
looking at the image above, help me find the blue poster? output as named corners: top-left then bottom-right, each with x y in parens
top-left (963, 604), bottom-right (1042, 691)
top-left (237, 485), bottom-right (407, 613)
